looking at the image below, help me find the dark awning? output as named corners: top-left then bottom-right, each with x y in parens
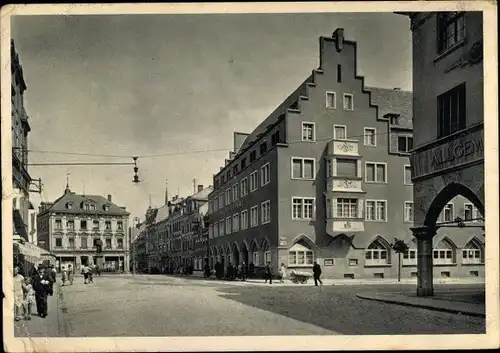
top-left (13, 209), bottom-right (28, 240)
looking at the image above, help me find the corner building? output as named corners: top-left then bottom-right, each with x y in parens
top-left (208, 28), bottom-right (414, 278)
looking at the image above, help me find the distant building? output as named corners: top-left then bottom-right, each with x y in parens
top-left (399, 11), bottom-right (484, 296)
top-left (37, 185), bottom-right (131, 272)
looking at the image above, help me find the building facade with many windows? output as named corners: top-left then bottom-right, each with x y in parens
top-left (398, 11), bottom-right (484, 295)
top-left (37, 186), bottom-right (131, 273)
top-left (205, 27), bottom-right (485, 279)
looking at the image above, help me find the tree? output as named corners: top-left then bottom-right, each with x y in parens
top-left (391, 238), bottom-right (409, 282)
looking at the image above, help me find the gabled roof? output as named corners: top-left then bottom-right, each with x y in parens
top-left (41, 190), bottom-right (130, 216)
top-left (155, 204), bottom-right (170, 224)
top-left (366, 87), bottom-right (413, 129)
top-left (186, 186), bottom-right (213, 201)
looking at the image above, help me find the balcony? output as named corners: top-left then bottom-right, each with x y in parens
top-left (327, 219), bottom-right (365, 233)
top-left (327, 139), bottom-right (359, 157)
top-left (327, 178), bottom-right (364, 193)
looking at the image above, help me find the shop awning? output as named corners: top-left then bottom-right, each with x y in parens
top-left (13, 241), bottom-right (40, 258)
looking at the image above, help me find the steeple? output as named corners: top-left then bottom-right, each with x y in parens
top-left (64, 172), bottom-right (71, 194)
top-left (164, 179), bottom-right (169, 205)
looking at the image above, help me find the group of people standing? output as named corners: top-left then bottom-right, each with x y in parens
top-left (210, 261), bottom-right (251, 281)
top-left (13, 264), bottom-right (57, 320)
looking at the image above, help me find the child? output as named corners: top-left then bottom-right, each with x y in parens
top-left (23, 277), bottom-right (35, 320)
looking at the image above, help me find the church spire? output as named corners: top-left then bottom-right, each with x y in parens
top-left (64, 172), bottom-right (71, 194)
top-left (164, 179), bottom-right (169, 205)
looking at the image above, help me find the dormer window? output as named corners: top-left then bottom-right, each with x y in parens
top-left (66, 203), bottom-right (73, 210)
top-left (103, 205), bottom-right (110, 211)
top-left (90, 204), bottom-right (96, 211)
top-left (84, 204), bottom-right (90, 211)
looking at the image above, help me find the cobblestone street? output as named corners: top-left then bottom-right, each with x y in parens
top-left (54, 275), bottom-right (485, 336)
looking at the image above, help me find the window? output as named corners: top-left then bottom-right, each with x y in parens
top-left (93, 220), bottom-right (99, 229)
top-left (292, 198), bottom-right (315, 220)
top-left (288, 243), bottom-right (314, 266)
top-left (291, 158), bottom-right (315, 179)
top-left (433, 240), bottom-right (454, 264)
top-left (462, 240), bottom-right (482, 264)
top-left (250, 206), bottom-right (259, 227)
top-left (67, 220), bottom-right (75, 229)
top-left (105, 238), bottom-right (112, 248)
top-left (260, 142), bottom-right (267, 155)
top-left (208, 225), bottom-right (213, 239)
top-left (398, 136), bottom-right (413, 153)
top-left (55, 238), bottom-right (62, 247)
top-left (55, 219), bottom-right (62, 229)
top-left (349, 259), bottom-right (358, 266)
top-left (404, 202), bottom-right (414, 222)
top-left (252, 251), bottom-right (260, 266)
top-left (225, 217), bottom-right (231, 234)
top-left (90, 204), bottom-right (96, 211)
top-left (365, 162), bottom-right (387, 183)
top-left (402, 249), bottom-right (417, 266)
top-left (240, 178), bottom-right (248, 197)
top-left (337, 64), bottom-right (342, 83)
top-left (264, 250), bottom-right (272, 264)
top-left (240, 210), bottom-right (248, 230)
top-left (336, 158), bottom-right (357, 178)
top-left (442, 203), bottom-right (454, 222)
top-left (438, 83), bottom-right (466, 138)
top-left (225, 189), bottom-right (231, 206)
top-left (404, 166), bottom-right (412, 185)
top-left (219, 220), bottom-right (225, 236)
top-left (464, 203), bottom-right (473, 221)
top-left (335, 198), bottom-right (358, 218)
top-left (232, 213), bottom-right (240, 232)
top-left (437, 12), bottom-right (466, 53)
top-left (117, 221), bottom-right (123, 230)
top-left (105, 220), bottom-right (111, 230)
top-left (302, 122), bottom-right (315, 142)
top-left (250, 151), bottom-right (256, 162)
top-left (84, 204), bottom-right (90, 210)
top-left (364, 128), bottom-right (376, 146)
top-left (80, 220), bottom-right (87, 229)
top-left (271, 131), bottom-right (281, 145)
top-left (80, 237), bottom-right (87, 249)
top-left (326, 91), bottom-right (336, 109)
top-left (68, 238), bottom-right (75, 248)
top-left (213, 223), bottom-right (219, 237)
top-left (343, 94), bottom-right (354, 110)
top-left (232, 184), bottom-right (239, 201)
top-left (104, 205), bottom-right (110, 211)
top-left (117, 238), bottom-right (124, 249)
top-left (334, 125), bottom-right (347, 140)
top-left (218, 194), bottom-right (224, 209)
top-left (67, 203), bottom-right (73, 210)
top-left (261, 201), bottom-right (271, 224)
top-left (241, 158), bottom-right (247, 170)
top-left (261, 163), bottom-right (270, 186)
top-left (250, 171), bottom-right (258, 192)
top-left (365, 200), bottom-right (387, 221)
top-left (365, 240), bottom-right (390, 266)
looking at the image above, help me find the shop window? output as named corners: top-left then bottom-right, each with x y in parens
top-left (288, 242), bottom-right (313, 266)
top-left (402, 249), bottom-right (417, 266)
top-left (433, 238), bottom-right (456, 264)
top-left (462, 239), bottom-right (483, 264)
top-left (365, 239), bottom-right (391, 266)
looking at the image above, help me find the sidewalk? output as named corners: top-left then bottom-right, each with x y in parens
top-left (356, 290), bottom-right (485, 317)
top-left (14, 284), bottom-right (65, 337)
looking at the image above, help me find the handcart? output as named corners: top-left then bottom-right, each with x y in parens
top-left (290, 270), bottom-right (313, 284)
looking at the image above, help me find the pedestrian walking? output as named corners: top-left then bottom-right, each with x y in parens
top-left (68, 264), bottom-right (74, 285)
top-left (82, 264), bottom-right (90, 284)
top-left (32, 265), bottom-right (51, 318)
top-left (48, 265), bottom-right (56, 296)
top-left (89, 265), bottom-right (95, 283)
top-left (96, 265), bottom-right (101, 276)
top-left (312, 261), bottom-right (323, 286)
top-left (226, 263), bottom-right (234, 281)
top-left (248, 262), bottom-right (255, 279)
top-left (240, 262), bottom-right (247, 281)
top-left (279, 263), bottom-right (287, 283)
top-left (13, 266), bottom-right (25, 321)
top-left (61, 267), bottom-right (68, 286)
top-left (264, 262), bottom-right (273, 284)
top-left (23, 277), bottom-right (35, 320)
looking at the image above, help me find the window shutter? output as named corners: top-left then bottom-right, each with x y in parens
top-left (357, 199), bottom-right (364, 219)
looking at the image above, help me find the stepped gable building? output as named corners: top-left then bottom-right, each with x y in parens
top-left (206, 28), bottom-right (485, 279)
top-left (37, 185), bottom-right (130, 272)
top-left (398, 11), bottom-right (484, 296)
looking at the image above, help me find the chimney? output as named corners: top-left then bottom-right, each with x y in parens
top-left (107, 194), bottom-right (112, 202)
top-left (333, 28), bottom-right (344, 52)
top-left (197, 185), bottom-right (203, 192)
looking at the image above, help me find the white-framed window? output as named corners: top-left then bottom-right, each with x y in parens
top-left (365, 200), bottom-right (387, 222)
top-left (333, 125), bottom-right (347, 140)
top-left (301, 122), bottom-right (315, 142)
top-left (343, 93), bottom-right (354, 111)
top-left (335, 198), bottom-right (358, 218)
top-left (442, 203), bottom-right (454, 222)
top-left (261, 200), bottom-right (271, 224)
top-left (250, 171), bottom-right (258, 192)
top-left (404, 165), bottom-right (412, 185)
top-left (225, 189), bottom-right (231, 206)
top-left (292, 197), bottom-right (315, 220)
top-left (240, 209), bottom-right (248, 230)
top-left (261, 163), bottom-right (270, 186)
top-left (225, 217), bottom-right (232, 234)
top-left (336, 158), bottom-right (358, 178)
top-left (252, 251), bottom-right (260, 266)
top-left (326, 91), bottom-right (336, 109)
top-left (365, 239), bottom-right (390, 266)
top-left (462, 239), bottom-right (483, 264)
top-left (264, 250), bottom-right (271, 264)
top-left (250, 206), bottom-right (259, 227)
top-left (364, 127), bottom-right (376, 146)
top-left (404, 201), bottom-right (414, 223)
top-left (219, 220), bottom-right (225, 236)
top-left (402, 249), bottom-right (417, 266)
top-left (240, 177), bottom-right (248, 196)
top-left (365, 162), bottom-right (387, 183)
top-left (232, 213), bottom-right (240, 232)
top-left (218, 194), bottom-right (224, 210)
top-left (433, 239), bottom-right (455, 264)
top-left (288, 242), bottom-right (314, 266)
top-left (464, 203), bottom-right (473, 221)
top-left (232, 184), bottom-right (239, 201)
top-left (291, 158), bottom-right (315, 179)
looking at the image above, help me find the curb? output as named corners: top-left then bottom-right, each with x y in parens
top-left (355, 293), bottom-right (486, 318)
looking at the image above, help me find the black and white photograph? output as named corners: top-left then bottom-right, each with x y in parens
top-left (2, 1), bottom-right (498, 352)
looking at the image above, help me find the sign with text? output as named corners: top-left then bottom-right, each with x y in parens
top-left (411, 128), bottom-right (483, 179)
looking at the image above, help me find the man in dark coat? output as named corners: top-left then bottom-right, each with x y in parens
top-left (32, 265), bottom-right (51, 318)
top-left (312, 261), bottom-right (323, 286)
top-left (248, 263), bottom-right (255, 279)
top-left (264, 262), bottom-right (273, 284)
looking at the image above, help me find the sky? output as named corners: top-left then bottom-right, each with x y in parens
top-left (11, 12), bottom-right (412, 222)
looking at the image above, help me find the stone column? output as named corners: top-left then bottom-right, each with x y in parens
top-left (411, 226), bottom-right (437, 297)
top-left (124, 252), bottom-right (130, 273)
